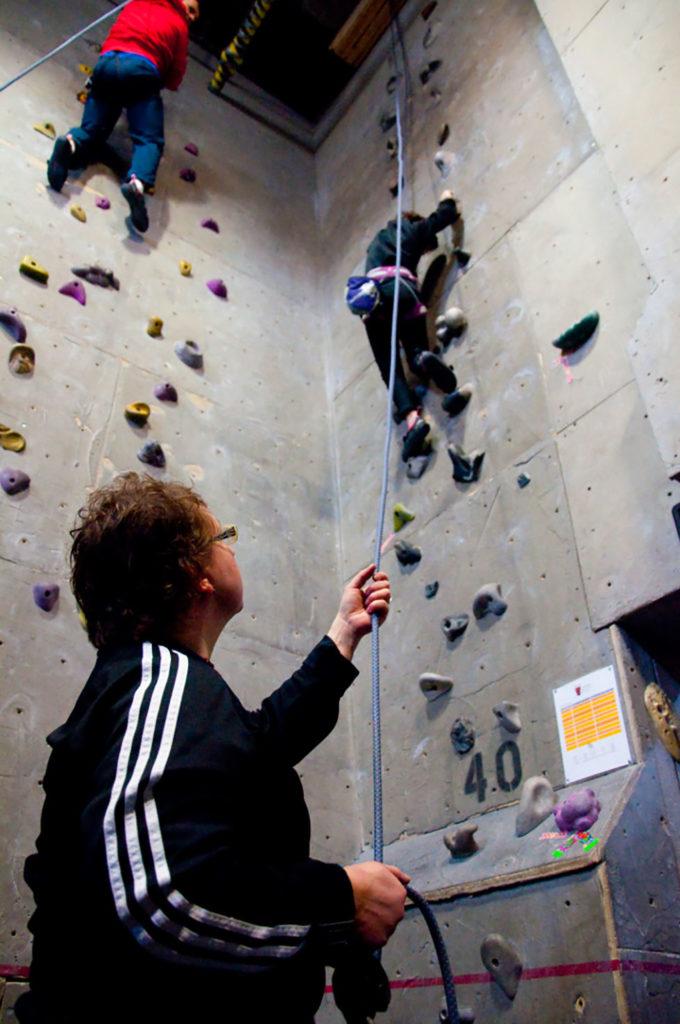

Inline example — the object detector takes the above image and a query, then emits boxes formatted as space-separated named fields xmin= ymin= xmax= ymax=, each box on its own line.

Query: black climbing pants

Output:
xmin=364 ymin=310 xmax=429 ymax=421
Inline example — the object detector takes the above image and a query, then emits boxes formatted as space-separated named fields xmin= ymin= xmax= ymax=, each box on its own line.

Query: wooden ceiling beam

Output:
xmin=330 ymin=0 xmax=408 ymax=67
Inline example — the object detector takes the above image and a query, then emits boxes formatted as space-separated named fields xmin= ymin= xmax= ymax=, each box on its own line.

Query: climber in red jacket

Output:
xmin=47 ymin=0 xmax=199 ymax=233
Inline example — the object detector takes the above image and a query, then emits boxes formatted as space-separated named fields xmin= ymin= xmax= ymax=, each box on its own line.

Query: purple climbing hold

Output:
xmin=0 ymin=307 xmax=28 ymax=344
xmin=554 ymin=788 xmax=601 ymax=832
xmin=207 ymin=278 xmax=228 ymax=299
xmin=179 ymin=167 xmax=197 ymax=183
xmin=153 ymin=382 xmax=178 ymax=402
xmin=185 ymin=142 xmax=199 ymax=156
xmin=33 ymin=582 xmax=59 ymax=612
xmin=175 ymin=340 xmax=203 ymax=370
xmin=201 ymin=218 xmax=220 ymax=233
xmin=137 ymin=440 xmax=165 ymax=468
xmin=0 ymin=467 xmax=30 ymax=495
xmin=95 ymin=196 xmax=111 ymax=210
xmin=58 ymin=280 xmax=86 ymax=306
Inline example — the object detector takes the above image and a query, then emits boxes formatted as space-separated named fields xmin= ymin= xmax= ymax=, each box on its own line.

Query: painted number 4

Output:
xmin=464 ymin=741 xmax=522 ymax=803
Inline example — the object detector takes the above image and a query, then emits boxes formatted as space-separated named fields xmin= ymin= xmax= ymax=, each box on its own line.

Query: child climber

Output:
xmin=47 ymin=0 xmax=199 ymax=232
xmin=347 ymin=189 xmax=470 ymax=462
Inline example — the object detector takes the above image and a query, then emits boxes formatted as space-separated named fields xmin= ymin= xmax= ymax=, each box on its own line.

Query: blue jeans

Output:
xmin=69 ymin=52 xmax=164 ymax=187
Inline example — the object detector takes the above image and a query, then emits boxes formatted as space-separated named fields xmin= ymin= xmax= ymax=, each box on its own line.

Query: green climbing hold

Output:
xmin=20 ymin=256 xmax=49 ymax=284
xmin=552 ymin=311 xmax=599 ymax=353
xmin=393 ymin=502 xmax=415 ymax=532
xmin=124 ymin=402 xmax=151 ymax=427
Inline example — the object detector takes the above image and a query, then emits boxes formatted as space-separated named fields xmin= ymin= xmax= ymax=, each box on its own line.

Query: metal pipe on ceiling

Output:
xmin=208 ymin=0 xmax=277 ymax=94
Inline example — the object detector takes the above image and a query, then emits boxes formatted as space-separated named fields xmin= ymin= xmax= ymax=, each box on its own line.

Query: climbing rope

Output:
xmin=0 ymin=1 xmax=133 ymax=95
xmin=368 ymin=10 xmax=460 ymax=1023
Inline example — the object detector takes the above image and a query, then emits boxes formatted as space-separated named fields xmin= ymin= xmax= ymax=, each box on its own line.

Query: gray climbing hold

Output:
xmin=447 ymin=444 xmax=484 ymax=483
xmin=444 ymin=822 xmax=479 ymax=857
xmin=472 ymin=584 xmax=507 ymax=619
xmin=179 ymin=167 xmax=196 ymax=182
xmin=0 ymin=468 xmax=30 ymax=495
xmin=419 ymin=59 xmax=442 ymax=85
xmin=379 ymin=112 xmax=396 ymax=133
xmin=419 ymin=673 xmax=453 ymax=702
xmin=9 ymin=344 xmax=35 ymax=375
xmin=153 ymin=382 xmax=178 ymax=402
xmin=386 ymin=137 xmax=396 ymax=159
xmin=72 ymin=265 xmax=119 ymax=289
xmin=175 ymin=340 xmax=203 ymax=370
xmin=58 ymin=280 xmax=86 ymax=306
xmin=0 ymin=308 xmax=28 ymax=344
xmin=515 ymin=776 xmax=557 ymax=837
xmin=33 ymin=582 xmax=59 ymax=612
xmin=517 ymin=472 xmax=531 ymax=489
xmin=440 ymin=1000 xmax=475 ymax=1023
xmin=450 ymin=717 xmax=475 ymax=754
xmin=437 ymin=307 xmax=467 ymax=337
xmin=493 ymin=700 xmax=521 ymax=733
xmin=184 ymin=142 xmax=199 ymax=156
xmin=201 ymin=218 xmax=220 ymax=233
xmin=395 ymin=539 xmax=421 ymax=566
xmin=441 ymin=613 xmax=469 ymax=642
xmin=207 ymin=278 xmax=227 ymax=299
xmin=137 ymin=440 xmax=165 ymax=469
xmin=437 ymin=123 xmax=449 ymax=146
xmin=434 ymin=150 xmax=454 ymax=176
xmin=425 ymin=581 xmax=439 ymax=599
xmin=406 ymin=454 xmax=430 ymax=480
xmin=480 ymin=934 xmax=523 ymax=999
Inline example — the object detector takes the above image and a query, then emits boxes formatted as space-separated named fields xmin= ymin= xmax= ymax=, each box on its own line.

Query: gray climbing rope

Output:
xmin=0 ymin=1 xmax=133 ymax=95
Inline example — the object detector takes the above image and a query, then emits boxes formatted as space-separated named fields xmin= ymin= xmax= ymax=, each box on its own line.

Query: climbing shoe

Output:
xmin=47 ymin=135 xmax=73 ymax=192
xmin=442 ymin=384 xmax=473 ymax=417
xmin=401 ymin=416 xmax=430 ymax=462
xmin=415 ymin=350 xmax=458 ymax=392
xmin=121 ymin=179 xmax=149 ymax=233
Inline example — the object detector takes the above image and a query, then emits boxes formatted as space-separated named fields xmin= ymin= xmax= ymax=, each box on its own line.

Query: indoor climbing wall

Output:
xmin=315 ymin=0 xmax=680 ymax=1019
xmin=0 ymin=0 xmax=361 ymax=1007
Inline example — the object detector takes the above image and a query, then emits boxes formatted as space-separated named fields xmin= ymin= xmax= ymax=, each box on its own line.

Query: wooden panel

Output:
xmin=330 ymin=0 xmax=408 ymax=66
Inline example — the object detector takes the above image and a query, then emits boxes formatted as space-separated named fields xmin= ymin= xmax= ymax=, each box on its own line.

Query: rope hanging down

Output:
xmin=208 ymin=0 xmax=276 ymax=94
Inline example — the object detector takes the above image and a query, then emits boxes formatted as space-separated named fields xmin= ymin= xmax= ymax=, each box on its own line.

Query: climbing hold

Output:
xmin=0 ymin=468 xmax=30 ymax=495
xmin=95 ymin=196 xmax=111 ymax=210
xmin=184 ymin=142 xmax=199 ymax=156
xmin=19 ymin=257 xmax=49 ymax=284
xmin=416 ymin=350 xmax=458 ymax=392
xmin=434 ymin=150 xmax=455 ymax=176
xmin=423 ymin=20 xmax=441 ymax=49
xmin=554 ymin=788 xmax=601 ymax=832
xmin=552 ymin=311 xmax=599 ymax=353
xmin=33 ymin=582 xmax=60 ymax=612
xmin=447 ymin=444 xmax=485 ymax=483
xmin=0 ymin=308 xmax=28 ymax=344
xmin=393 ymin=502 xmax=415 ymax=532
xmin=386 ymin=137 xmax=397 ymax=159
xmin=147 ymin=317 xmax=163 ymax=338
xmin=379 ymin=112 xmax=396 ymax=133
xmin=77 ymin=606 xmax=88 ymax=631
xmin=517 ymin=472 xmax=531 ymax=489
xmin=394 ymin=539 xmax=422 ymax=566
xmin=419 ymin=673 xmax=453 ymax=702
xmin=406 ymin=454 xmax=430 ymax=480
xmin=440 ymin=1001 xmax=475 ymax=1023
xmin=425 ymin=581 xmax=439 ymax=599
xmin=454 ymin=247 xmax=471 ymax=267
xmin=175 ymin=340 xmax=203 ymax=370
xmin=389 ymin=174 xmax=404 ymax=198
xmin=179 ymin=167 xmax=196 ymax=183
xmin=386 ymin=74 xmax=398 ymax=94
xmin=493 ymin=700 xmax=521 ymax=733
xmin=70 ymin=205 xmax=87 ymax=223
xmin=33 ymin=122 xmax=56 ymax=140
xmin=201 ymin=218 xmax=220 ymax=233
xmin=419 ymin=60 xmax=442 ymax=85
xmin=450 ymin=717 xmax=475 ymax=754
xmin=72 ymin=265 xmax=119 ymax=289
xmin=0 ymin=425 xmax=26 ymax=453
xmin=437 ymin=123 xmax=449 ymax=146
xmin=137 ymin=440 xmax=165 ymax=469
xmin=643 ymin=682 xmax=680 ymax=761
xmin=124 ymin=402 xmax=151 ymax=427
xmin=441 ymin=385 xmax=473 ymax=418
xmin=207 ymin=278 xmax=228 ymax=299
xmin=421 ymin=1 xmax=437 ymax=19
xmin=480 ymin=934 xmax=523 ymax=999
xmin=58 ymin=280 xmax=86 ymax=306
xmin=153 ymin=382 xmax=178 ymax=402
xmin=472 ymin=584 xmax=507 ymax=620
xmin=179 ymin=260 xmax=192 ymax=277
xmin=444 ymin=822 xmax=479 ymax=857
xmin=515 ymin=776 xmax=557 ymax=837
xmin=439 ymin=307 xmax=468 ymax=336
xmin=78 ymin=63 xmax=93 ymax=75
xmin=9 ymin=344 xmax=35 ymax=375
xmin=441 ymin=613 xmax=469 ymax=642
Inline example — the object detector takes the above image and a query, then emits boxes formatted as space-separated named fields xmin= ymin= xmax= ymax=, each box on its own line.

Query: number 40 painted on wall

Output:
xmin=464 ymin=740 xmax=522 ymax=803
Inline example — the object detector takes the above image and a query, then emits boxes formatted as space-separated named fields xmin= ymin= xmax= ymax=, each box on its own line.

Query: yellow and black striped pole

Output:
xmin=209 ymin=0 xmax=276 ymax=94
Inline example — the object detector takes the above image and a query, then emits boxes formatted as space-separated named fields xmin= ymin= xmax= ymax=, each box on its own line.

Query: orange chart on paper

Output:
xmin=561 ymin=690 xmax=622 ymax=752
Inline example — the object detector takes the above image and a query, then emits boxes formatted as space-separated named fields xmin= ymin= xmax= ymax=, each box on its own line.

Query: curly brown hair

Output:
xmin=71 ymin=473 xmax=214 ymax=649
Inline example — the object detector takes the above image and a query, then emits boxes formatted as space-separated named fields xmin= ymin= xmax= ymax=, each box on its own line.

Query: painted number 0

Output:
xmin=464 ymin=741 xmax=522 ymax=803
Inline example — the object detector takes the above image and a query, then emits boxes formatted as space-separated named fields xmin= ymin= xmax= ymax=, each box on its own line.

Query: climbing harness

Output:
xmin=0 ymin=1 xmax=133 ymax=95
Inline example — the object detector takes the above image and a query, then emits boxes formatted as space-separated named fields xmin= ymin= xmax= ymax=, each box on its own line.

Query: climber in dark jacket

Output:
xmin=362 ymin=189 xmax=471 ymax=462
xmin=16 ymin=473 xmax=407 ymax=1024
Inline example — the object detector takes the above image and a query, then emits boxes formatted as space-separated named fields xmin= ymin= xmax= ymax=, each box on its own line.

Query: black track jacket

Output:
xmin=20 ymin=636 xmax=359 ymax=1024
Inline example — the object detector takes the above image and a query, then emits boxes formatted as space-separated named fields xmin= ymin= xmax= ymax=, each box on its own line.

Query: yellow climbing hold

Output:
xmin=124 ymin=402 xmax=151 ymax=427
xmin=70 ymin=205 xmax=87 ymax=223
xmin=0 ymin=424 xmax=27 ymax=453
xmin=393 ymin=502 xmax=416 ymax=532
xmin=78 ymin=63 xmax=93 ymax=75
xmin=76 ymin=89 xmax=89 ymax=105
xmin=147 ymin=317 xmax=163 ymax=338
xmin=20 ymin=256 xmax=49 ymax=284
xmin=33 ymin=122 xmax=56 ymax=140
xmin=78 ymin=606 xmax=88 ymax=631
xmin=179 ymin=260 xmax=192 ymax=277
xmin=9 ymin=344 xmax=36 ymax=375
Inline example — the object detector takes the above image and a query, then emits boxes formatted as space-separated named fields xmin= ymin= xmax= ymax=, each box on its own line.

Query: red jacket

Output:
xmin=101 ymin=0 xmax=189 ymax=91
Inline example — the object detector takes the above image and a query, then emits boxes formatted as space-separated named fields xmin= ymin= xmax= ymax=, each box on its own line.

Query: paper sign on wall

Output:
xmin=553 ymin=665 xmax=632 ymax=784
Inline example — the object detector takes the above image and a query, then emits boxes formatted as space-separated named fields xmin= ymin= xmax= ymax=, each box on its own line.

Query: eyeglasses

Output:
xmin=213 ymin=524 xmax=238 ymax=545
